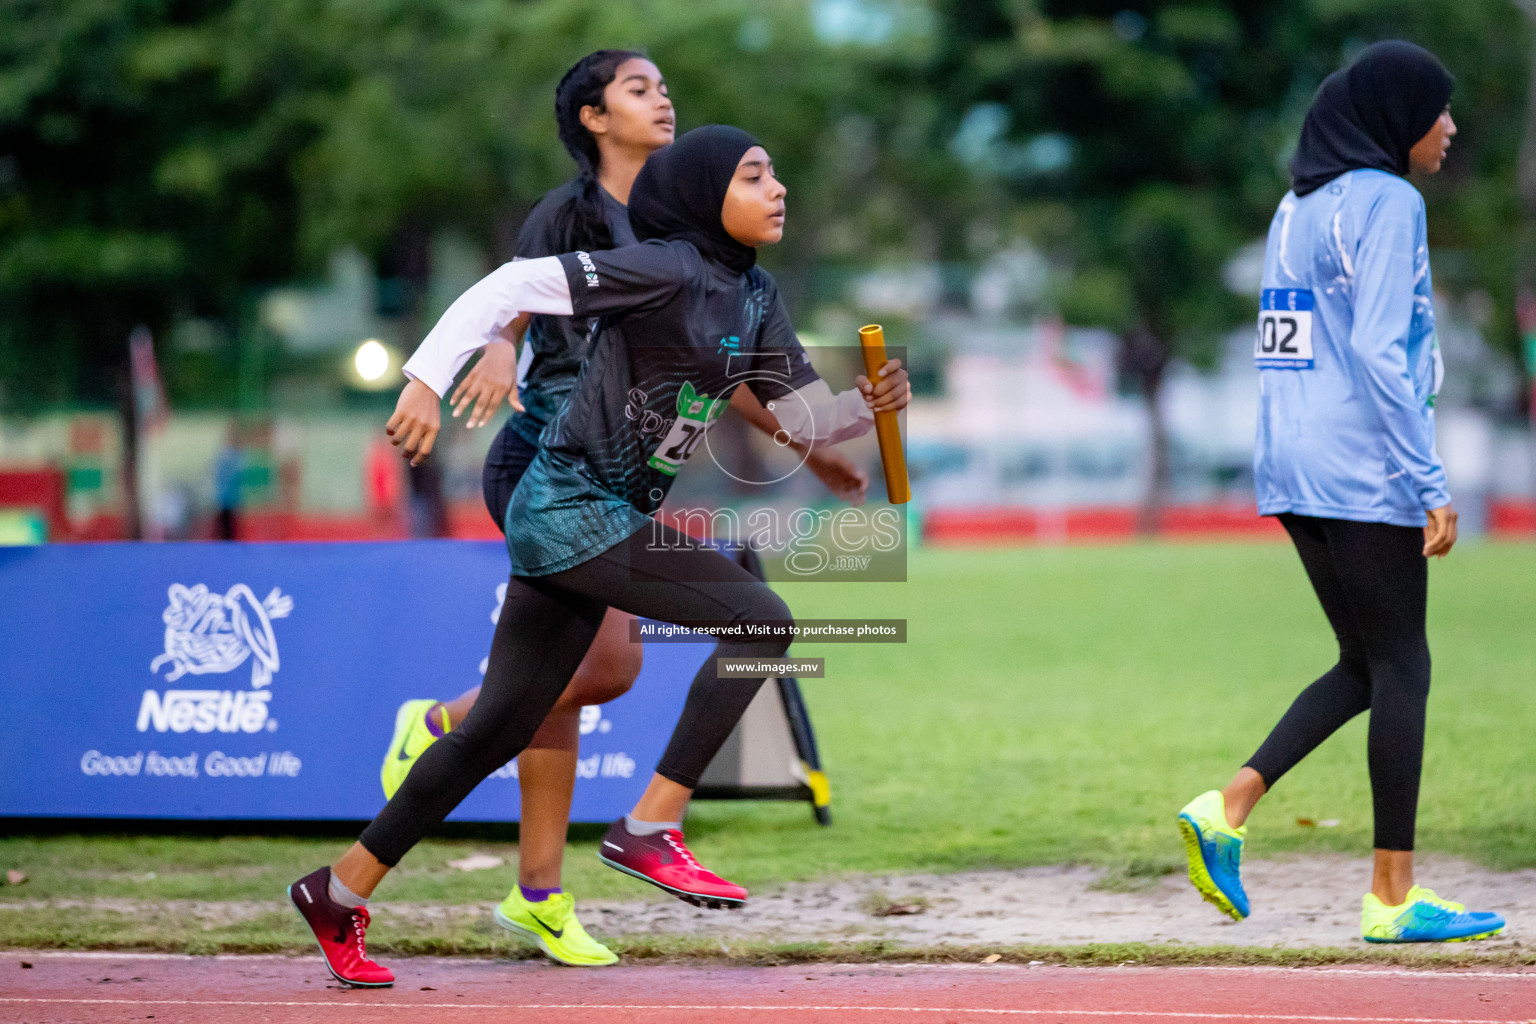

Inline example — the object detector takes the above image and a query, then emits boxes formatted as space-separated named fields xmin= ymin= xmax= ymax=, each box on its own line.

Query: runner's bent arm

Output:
xmin=403 ymin=258 xmax=576 ymax=398
xmin=726 ymin=386 xmax=870 ymax=504
xmin=767 ymin=379 xmax=877 ymax=446
xmin=390 ymin=245 xmax=689 ymax=463
xmin=449 ymin=317 xmax=529 ymax=428
xmin=744 ymin=293 xmax=906 ymax=447
xmin=403 ymin=241 xmax=689 ymax=401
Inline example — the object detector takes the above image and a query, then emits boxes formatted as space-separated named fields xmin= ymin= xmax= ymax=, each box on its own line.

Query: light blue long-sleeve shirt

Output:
xmin=1254 ymin=168 xmax=1448 ymax=527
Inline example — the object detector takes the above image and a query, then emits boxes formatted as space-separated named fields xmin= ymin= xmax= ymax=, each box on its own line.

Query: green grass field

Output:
xmin=3 ymin=539 xmax=1533 ymax=955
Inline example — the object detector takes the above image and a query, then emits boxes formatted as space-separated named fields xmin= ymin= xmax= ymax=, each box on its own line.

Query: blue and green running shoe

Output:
xmin=1361 ymin=886 xmax=1504 ymax=943
xmin=1177 ymin=790 xmax=1250 ymax=921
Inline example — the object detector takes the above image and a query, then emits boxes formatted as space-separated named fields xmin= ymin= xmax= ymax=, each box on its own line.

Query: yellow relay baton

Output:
xmin=857 ymin=324 xmax=911 ymax=505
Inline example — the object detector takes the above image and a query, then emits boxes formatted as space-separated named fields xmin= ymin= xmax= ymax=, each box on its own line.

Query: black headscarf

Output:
xmin=628 ymin=125 xmax=761 ymax=274
xmin=1290 ymin=41 xmax=1453 ymax=197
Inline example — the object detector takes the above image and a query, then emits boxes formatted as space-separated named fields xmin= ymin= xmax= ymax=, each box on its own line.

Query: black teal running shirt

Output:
xmin=401 ymin=240 xmax=875 ymax=576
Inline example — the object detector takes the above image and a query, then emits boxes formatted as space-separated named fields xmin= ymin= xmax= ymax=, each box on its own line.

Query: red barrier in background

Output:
xmin=923 ymin=501 xmax=1536 ymax=545
xmin=922 ymin=504 xmax=1281 ymax=545
xmin=21 ymin=498 xmax=1536 ymax=545
xmin=0 ymin=468 xmax=67 ymax=539
xmin=1491 ymin=500 xmax=1536 ymax=535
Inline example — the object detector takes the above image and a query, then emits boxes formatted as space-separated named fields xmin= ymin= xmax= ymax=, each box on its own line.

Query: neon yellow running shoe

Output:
xmin=1177 ymin=790 xmax=1250 ymax=920
xmin=494 ymin=888 xmax=619 ymax=966
xmin=1361 ymin=885 xmax=1505 ymax=943
xmin=380 ymin=699 xmax=447 ymax=800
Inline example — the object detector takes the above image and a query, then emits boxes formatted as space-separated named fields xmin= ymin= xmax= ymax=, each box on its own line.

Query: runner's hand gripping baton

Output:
xmin=858 ymin=324 xmax=911 ymax=505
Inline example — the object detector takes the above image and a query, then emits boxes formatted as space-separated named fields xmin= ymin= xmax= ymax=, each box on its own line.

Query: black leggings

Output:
xmin=1246 ymin=513 xmax=1430 ymax=851
xmin=360 ymin=523 xmax=792 ymax=866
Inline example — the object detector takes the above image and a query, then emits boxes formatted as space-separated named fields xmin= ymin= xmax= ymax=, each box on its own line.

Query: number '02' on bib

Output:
xmin=1256 ymin=289 xmax=1315 ymax=369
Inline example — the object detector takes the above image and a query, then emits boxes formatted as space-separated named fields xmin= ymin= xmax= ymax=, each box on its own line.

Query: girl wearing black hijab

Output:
xmin=287 ymin=126 xmax=911 ymax=985
xmin=379 ymin=51 xmax=868 ymax=970
xmin=1177 ymin=42 xmax=1504 ymax=944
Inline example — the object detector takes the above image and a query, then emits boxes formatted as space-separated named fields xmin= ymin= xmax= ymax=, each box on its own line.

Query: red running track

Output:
xmin=2 ymin=952 xmax=1533 ymax=1024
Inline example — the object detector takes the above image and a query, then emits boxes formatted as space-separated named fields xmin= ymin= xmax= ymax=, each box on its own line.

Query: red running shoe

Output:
xmin=288 ymin=866 xmax=395 ymax=987
xmin=597 ymin=818 xmax=747 ymax=909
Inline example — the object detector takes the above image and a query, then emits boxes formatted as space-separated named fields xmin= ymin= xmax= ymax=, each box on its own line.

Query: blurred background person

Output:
xmin=212 ymin=425 xmax=244 ymax=541
xmin=406 ymin=460 xmax=448 ymax=539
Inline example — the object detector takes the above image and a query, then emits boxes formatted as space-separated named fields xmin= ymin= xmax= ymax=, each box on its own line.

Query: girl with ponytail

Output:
xmin=553 ymin=48 xmax=649 ymax=253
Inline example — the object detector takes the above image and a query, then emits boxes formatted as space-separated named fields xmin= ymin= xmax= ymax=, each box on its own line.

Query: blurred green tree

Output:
xmin=2 ymin=0 xmax=1531 ymax=537
xmin=0 ymin=0 xmax=315 ymax=532
xmin=0 ymin=0 xmax=935 ymax=408
xmin=225 ymin=0 xmax=941 ymax=332
xmin=929 ymin=0 xmax=1530 ymax=527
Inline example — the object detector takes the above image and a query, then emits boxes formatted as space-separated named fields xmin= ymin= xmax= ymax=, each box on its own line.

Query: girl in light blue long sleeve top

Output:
xmin=1255 ymin=168 xmax=1449 ymax=525
xmin=1177 ymin=41 xmax=1504 ymax=946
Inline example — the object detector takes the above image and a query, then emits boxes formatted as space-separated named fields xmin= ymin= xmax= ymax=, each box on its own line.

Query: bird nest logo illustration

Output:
xmin=150 ymin=583 xmax=294 ymax=688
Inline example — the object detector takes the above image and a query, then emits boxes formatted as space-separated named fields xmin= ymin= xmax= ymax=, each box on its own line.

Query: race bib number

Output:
xmin=1256 ymin=289 xmax=1315 ymax=369
xmin=647 ymin=381 xmax=728 ymax=477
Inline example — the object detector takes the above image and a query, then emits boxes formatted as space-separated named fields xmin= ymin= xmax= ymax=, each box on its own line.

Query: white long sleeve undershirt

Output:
xmin=399 ymin=253 xmax=877 ymax=448
xmin=401 ymin=257 xmax=573 ymax=397
xmin=765 ymin=378 xmax=875 ymax=447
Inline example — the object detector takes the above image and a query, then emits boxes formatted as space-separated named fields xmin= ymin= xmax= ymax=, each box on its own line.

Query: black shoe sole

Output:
xmin=598 ymin=855 xmax=745 ymax=910
xmin=286 ymin=883 xmax=394 ymax=988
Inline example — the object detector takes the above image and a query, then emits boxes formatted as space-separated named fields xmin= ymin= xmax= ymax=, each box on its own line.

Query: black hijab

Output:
xmin=628 ymin=125 xmax=761 ymax=274
xmin=1290 ymin=41 xmax=1453 ymax=197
